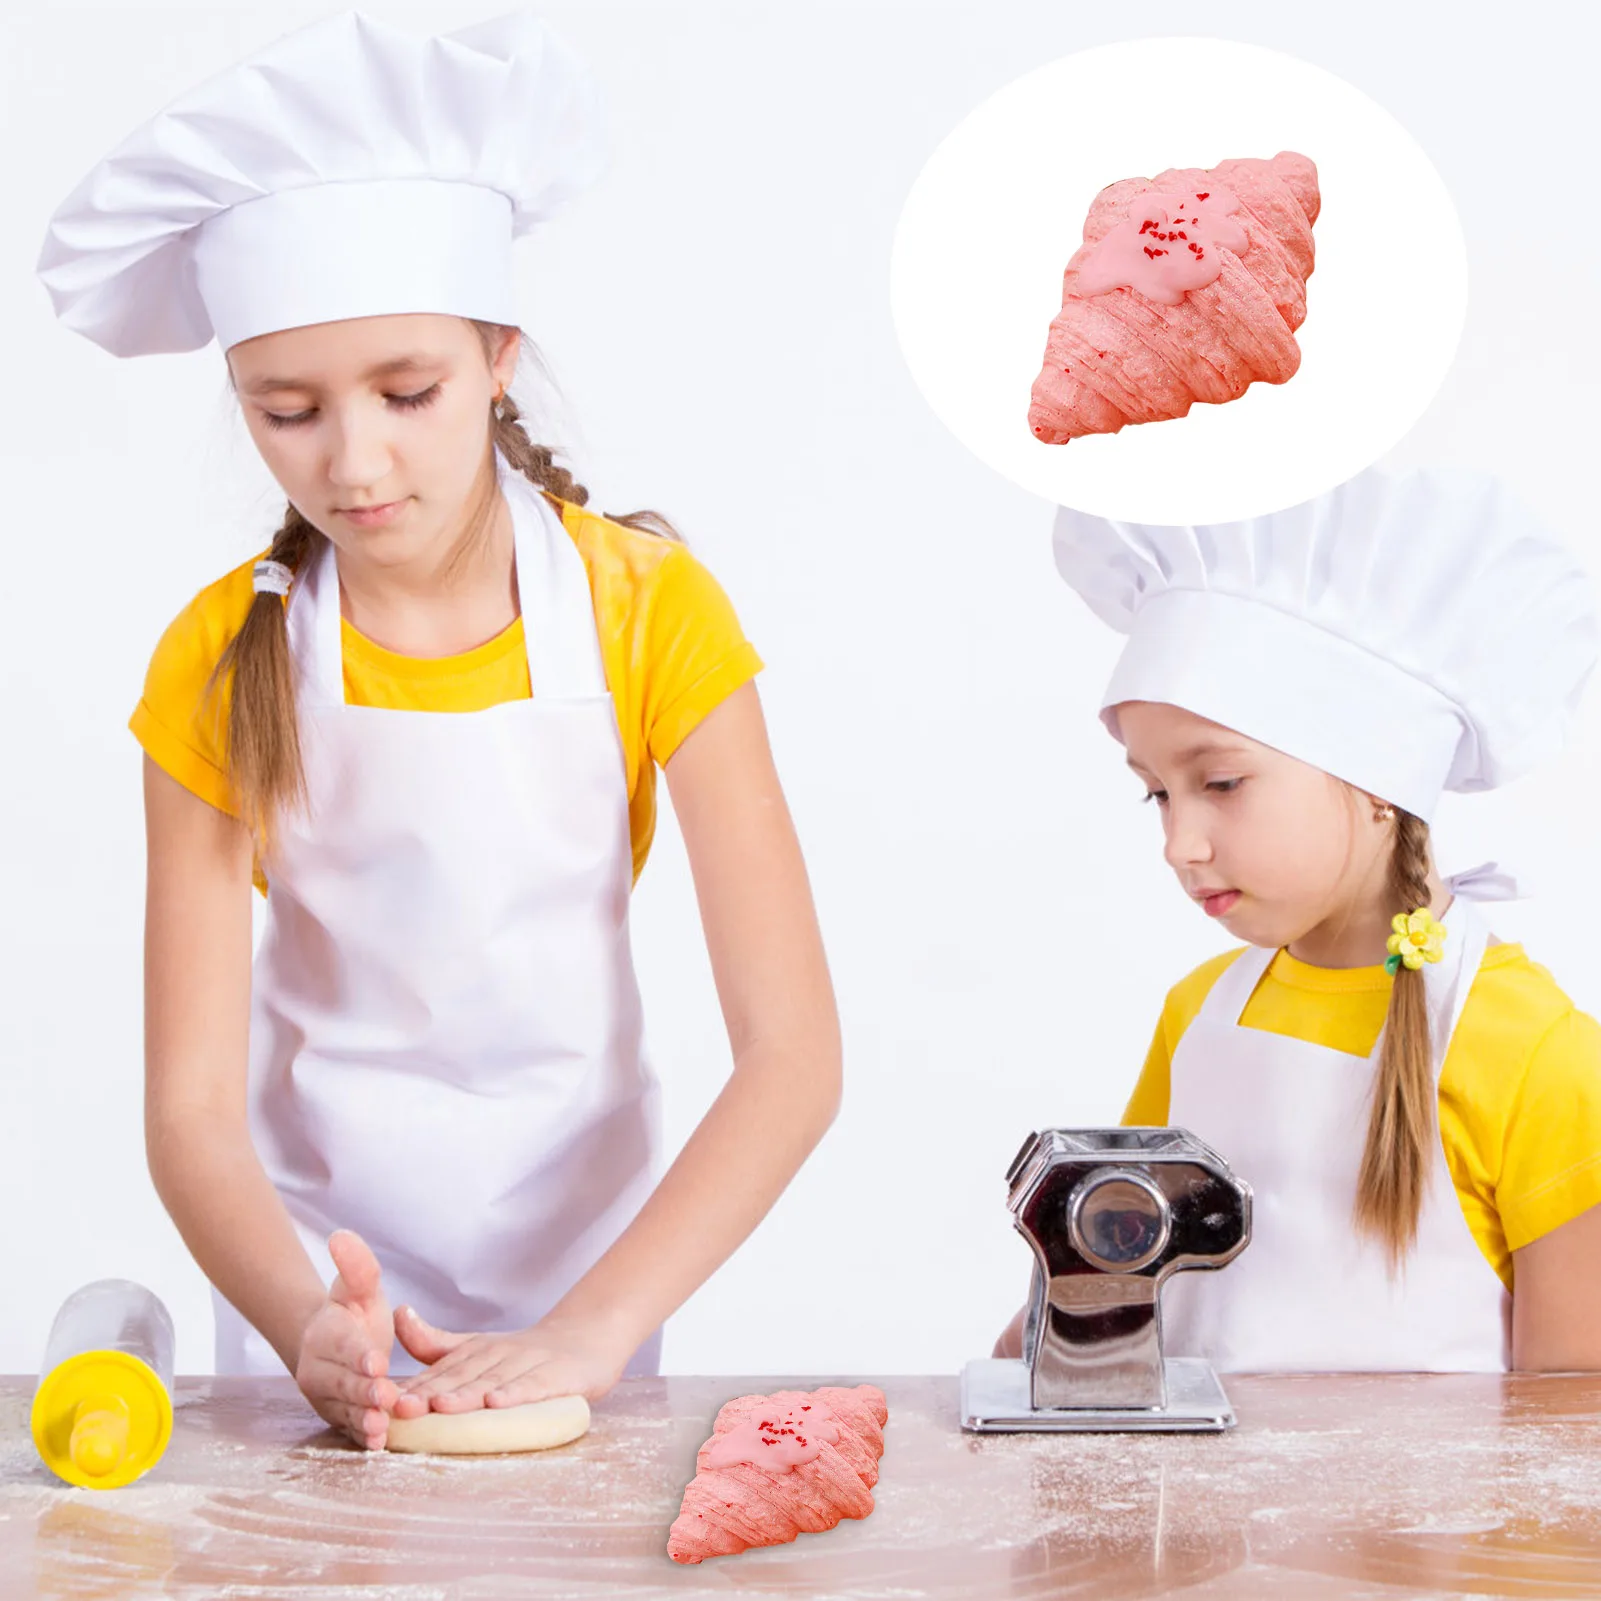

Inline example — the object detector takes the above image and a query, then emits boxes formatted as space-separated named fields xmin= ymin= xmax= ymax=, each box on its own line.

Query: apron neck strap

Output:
xmin=499 ymin=454 xmax=608 ymax=701
xmin=1198 ymin=942 xmax=1275 ymax=1025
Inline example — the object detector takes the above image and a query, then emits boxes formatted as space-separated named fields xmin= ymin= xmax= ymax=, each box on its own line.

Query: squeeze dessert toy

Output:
xmin=1028 ymin=151 xmax=1319 ymax=442
xmin=667 ymin=1384 xmax=889 ymax=1563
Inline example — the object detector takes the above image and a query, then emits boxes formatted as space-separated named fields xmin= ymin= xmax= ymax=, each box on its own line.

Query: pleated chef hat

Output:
xmin=37 ymin=10 xmax=603 ymax=356
xmin=1053 ymin=468 xmax=1598 ymax=822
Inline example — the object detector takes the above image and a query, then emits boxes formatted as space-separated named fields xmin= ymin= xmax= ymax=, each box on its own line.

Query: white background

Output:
xmin=1 ymin=0 xmax=1597 ymax=1379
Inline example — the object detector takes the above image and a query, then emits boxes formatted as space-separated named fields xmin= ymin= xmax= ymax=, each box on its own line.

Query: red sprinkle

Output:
xmin=1196 ymin=192 xmax=1209 ymax=200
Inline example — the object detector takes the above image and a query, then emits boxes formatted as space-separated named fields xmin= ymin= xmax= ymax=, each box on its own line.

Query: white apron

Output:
xmin=215 ymin=457 xmax=663 ymax=1378
xmin=1162 ymin=894 xmax=1510 ymax=1372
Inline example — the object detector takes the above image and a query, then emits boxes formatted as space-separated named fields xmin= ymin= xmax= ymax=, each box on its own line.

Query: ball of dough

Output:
xmin=384 ymin=1394 xmax=590 ymax=1455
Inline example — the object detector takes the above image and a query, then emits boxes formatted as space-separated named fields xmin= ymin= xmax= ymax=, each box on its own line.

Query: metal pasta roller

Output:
xmin=961 ymin=1128 xmax=1251 ymax=1433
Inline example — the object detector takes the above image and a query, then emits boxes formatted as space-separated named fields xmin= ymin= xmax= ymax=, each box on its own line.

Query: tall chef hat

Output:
xmin=37 ymin=9 xmax=603 ymax=356
xmin=1053 ymin=468 xmax=1598 ymax=822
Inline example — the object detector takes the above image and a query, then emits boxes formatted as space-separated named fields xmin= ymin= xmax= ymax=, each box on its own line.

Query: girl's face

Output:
xmin=1116 ymin=700 xmax=1391 ymax=950
xmin=226 ymin=313 xmax=519 ymax=568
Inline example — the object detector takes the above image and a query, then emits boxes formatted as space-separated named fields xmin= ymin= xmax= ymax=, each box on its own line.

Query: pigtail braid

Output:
xmin=203 ymin=504 xmax=320 ymax=853
xmin=1353 ymin=808 xmax=1436 ymax=1269
xmin=476 ymin=323 xmax=681 ymax=543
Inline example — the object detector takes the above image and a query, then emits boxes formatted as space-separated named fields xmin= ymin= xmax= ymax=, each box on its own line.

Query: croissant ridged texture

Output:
xmin=1028 ymin=151 xmax=1320 ymax=443
xmin=666 ymin=1384 xmax=889 ymax=1564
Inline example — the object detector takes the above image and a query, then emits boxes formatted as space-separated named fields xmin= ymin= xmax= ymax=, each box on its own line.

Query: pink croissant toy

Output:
xmin=1028 ymin=150 xmax=1320 ymax=442
xmin=667 ymin=1384 xmax=889 ymax=1564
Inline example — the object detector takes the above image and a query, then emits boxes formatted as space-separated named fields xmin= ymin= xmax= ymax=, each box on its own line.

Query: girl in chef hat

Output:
xmin=38 ymin=12 xmax=841 ymax=1449
xmin=997 ymin=468 xmax=1601 ymax=1372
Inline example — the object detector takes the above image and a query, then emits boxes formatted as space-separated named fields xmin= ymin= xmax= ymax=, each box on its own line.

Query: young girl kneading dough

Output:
xmin=997 ymin=469 xmax=1601 ymax=1372
xmin=39 ymin=12 xmax=841 ymax=1448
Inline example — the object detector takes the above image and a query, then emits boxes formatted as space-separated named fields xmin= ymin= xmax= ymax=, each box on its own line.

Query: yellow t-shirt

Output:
xmin=130 ymin=499 xmax=763 ymax=893
xmin=1125 ymin=943 xmax=1601 ymax=1290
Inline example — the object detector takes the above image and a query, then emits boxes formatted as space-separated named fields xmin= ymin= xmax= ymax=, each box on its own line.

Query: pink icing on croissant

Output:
xmin=1028 ymin=150 xmax=1319 ymax=443
xmin=1075 ymin=188 xmax=1248 ymax=304
xmin=703 ymin=1397 xmax=842 ymax=1471
xmin=667 ymin=1384 xmax=889 ymax=1565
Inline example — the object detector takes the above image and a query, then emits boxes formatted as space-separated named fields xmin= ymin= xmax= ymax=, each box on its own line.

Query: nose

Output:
xmin=324 ymin=403 xmax=393 ymax=495
xmin=1161 ymin=800 xmax=1212 ymax=874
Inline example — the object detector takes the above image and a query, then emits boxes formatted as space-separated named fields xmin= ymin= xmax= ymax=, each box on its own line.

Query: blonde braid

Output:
xmin=203 ymin=504 xmax=321 ymax=852
xmin=474 ymin=324 xmax=681 ymax=542
xmin=491 ymin=393 xmax=592 ymax=506
xmin=1354 ymin=808 xmax=1436 ymax=1269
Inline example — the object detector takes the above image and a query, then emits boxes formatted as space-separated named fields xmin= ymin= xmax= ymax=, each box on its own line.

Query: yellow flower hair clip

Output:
xmin=1385 ymin=908 xmax=1447 ymax=976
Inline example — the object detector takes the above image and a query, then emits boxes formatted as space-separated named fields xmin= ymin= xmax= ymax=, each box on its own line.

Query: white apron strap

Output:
xmin=282 ymin=533 xmax=343 ymax=708
xmin=1196 ymin=942 xmax=1275 ymax=1027
xmin=1422 ymin=895 xmax=1492 ymax=1078
xmin=499 ymin=455 xmax=609 ymax=700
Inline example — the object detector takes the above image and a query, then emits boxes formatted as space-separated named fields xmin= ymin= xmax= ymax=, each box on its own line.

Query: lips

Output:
xmin=1196 ymin=889 xmax=1241 ymax=918
xmin=336 ymin=498 xmax=408 ymax=527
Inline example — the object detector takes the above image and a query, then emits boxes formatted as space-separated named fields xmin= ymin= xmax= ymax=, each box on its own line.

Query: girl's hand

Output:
xmin=389 ymin=1305 xmax=635 ymax=1415
xmin=295 ymin=1230 xmax=399 ymax=1450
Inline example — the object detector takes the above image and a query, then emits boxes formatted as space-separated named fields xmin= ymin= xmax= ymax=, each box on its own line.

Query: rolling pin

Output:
xmin=31 ymin=1279 xmax=176 ymax=1489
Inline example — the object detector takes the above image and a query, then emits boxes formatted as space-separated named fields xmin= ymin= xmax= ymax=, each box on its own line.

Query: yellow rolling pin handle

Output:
xmin=70 ymin=1394 xmax=132 ymax=1479
xmin=31 ymin=1350 xmax=174 ymax=1490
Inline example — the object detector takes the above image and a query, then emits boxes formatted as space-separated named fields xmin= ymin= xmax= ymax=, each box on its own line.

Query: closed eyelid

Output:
xmin=240 ymin=355 xmax=448 ymax=397
xmin=258 ymin=382 xmax=441 ymax=424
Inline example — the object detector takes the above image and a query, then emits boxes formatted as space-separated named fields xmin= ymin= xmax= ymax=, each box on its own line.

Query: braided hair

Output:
xmin=1353 ymin=808 xmax=1436 ymax=1269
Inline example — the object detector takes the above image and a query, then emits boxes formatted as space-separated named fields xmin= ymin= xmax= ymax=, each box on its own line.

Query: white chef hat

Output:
xmin=1053 ymin=468 xmax=1598 ymax=821
xmin=37 ymin=9 xmax=603 ymax=356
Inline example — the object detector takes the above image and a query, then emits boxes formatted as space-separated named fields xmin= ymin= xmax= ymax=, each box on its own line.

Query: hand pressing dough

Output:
xmin=384 ymin=1394 xmax=590 ymax=1455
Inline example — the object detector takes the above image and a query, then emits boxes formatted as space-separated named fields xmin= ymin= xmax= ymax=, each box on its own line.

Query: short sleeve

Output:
xmin=129 ymin=560 xmax=260 ymax=818
xmin=1497 ymin=1007 xmax=1601 ymax=1253
xmin=639 ymin=543 xmax=763 ymax=767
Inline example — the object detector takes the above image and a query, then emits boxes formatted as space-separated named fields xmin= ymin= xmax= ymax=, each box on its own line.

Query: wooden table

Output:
xmin=2 ymin=1372 xmax=1599 ymax=1598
